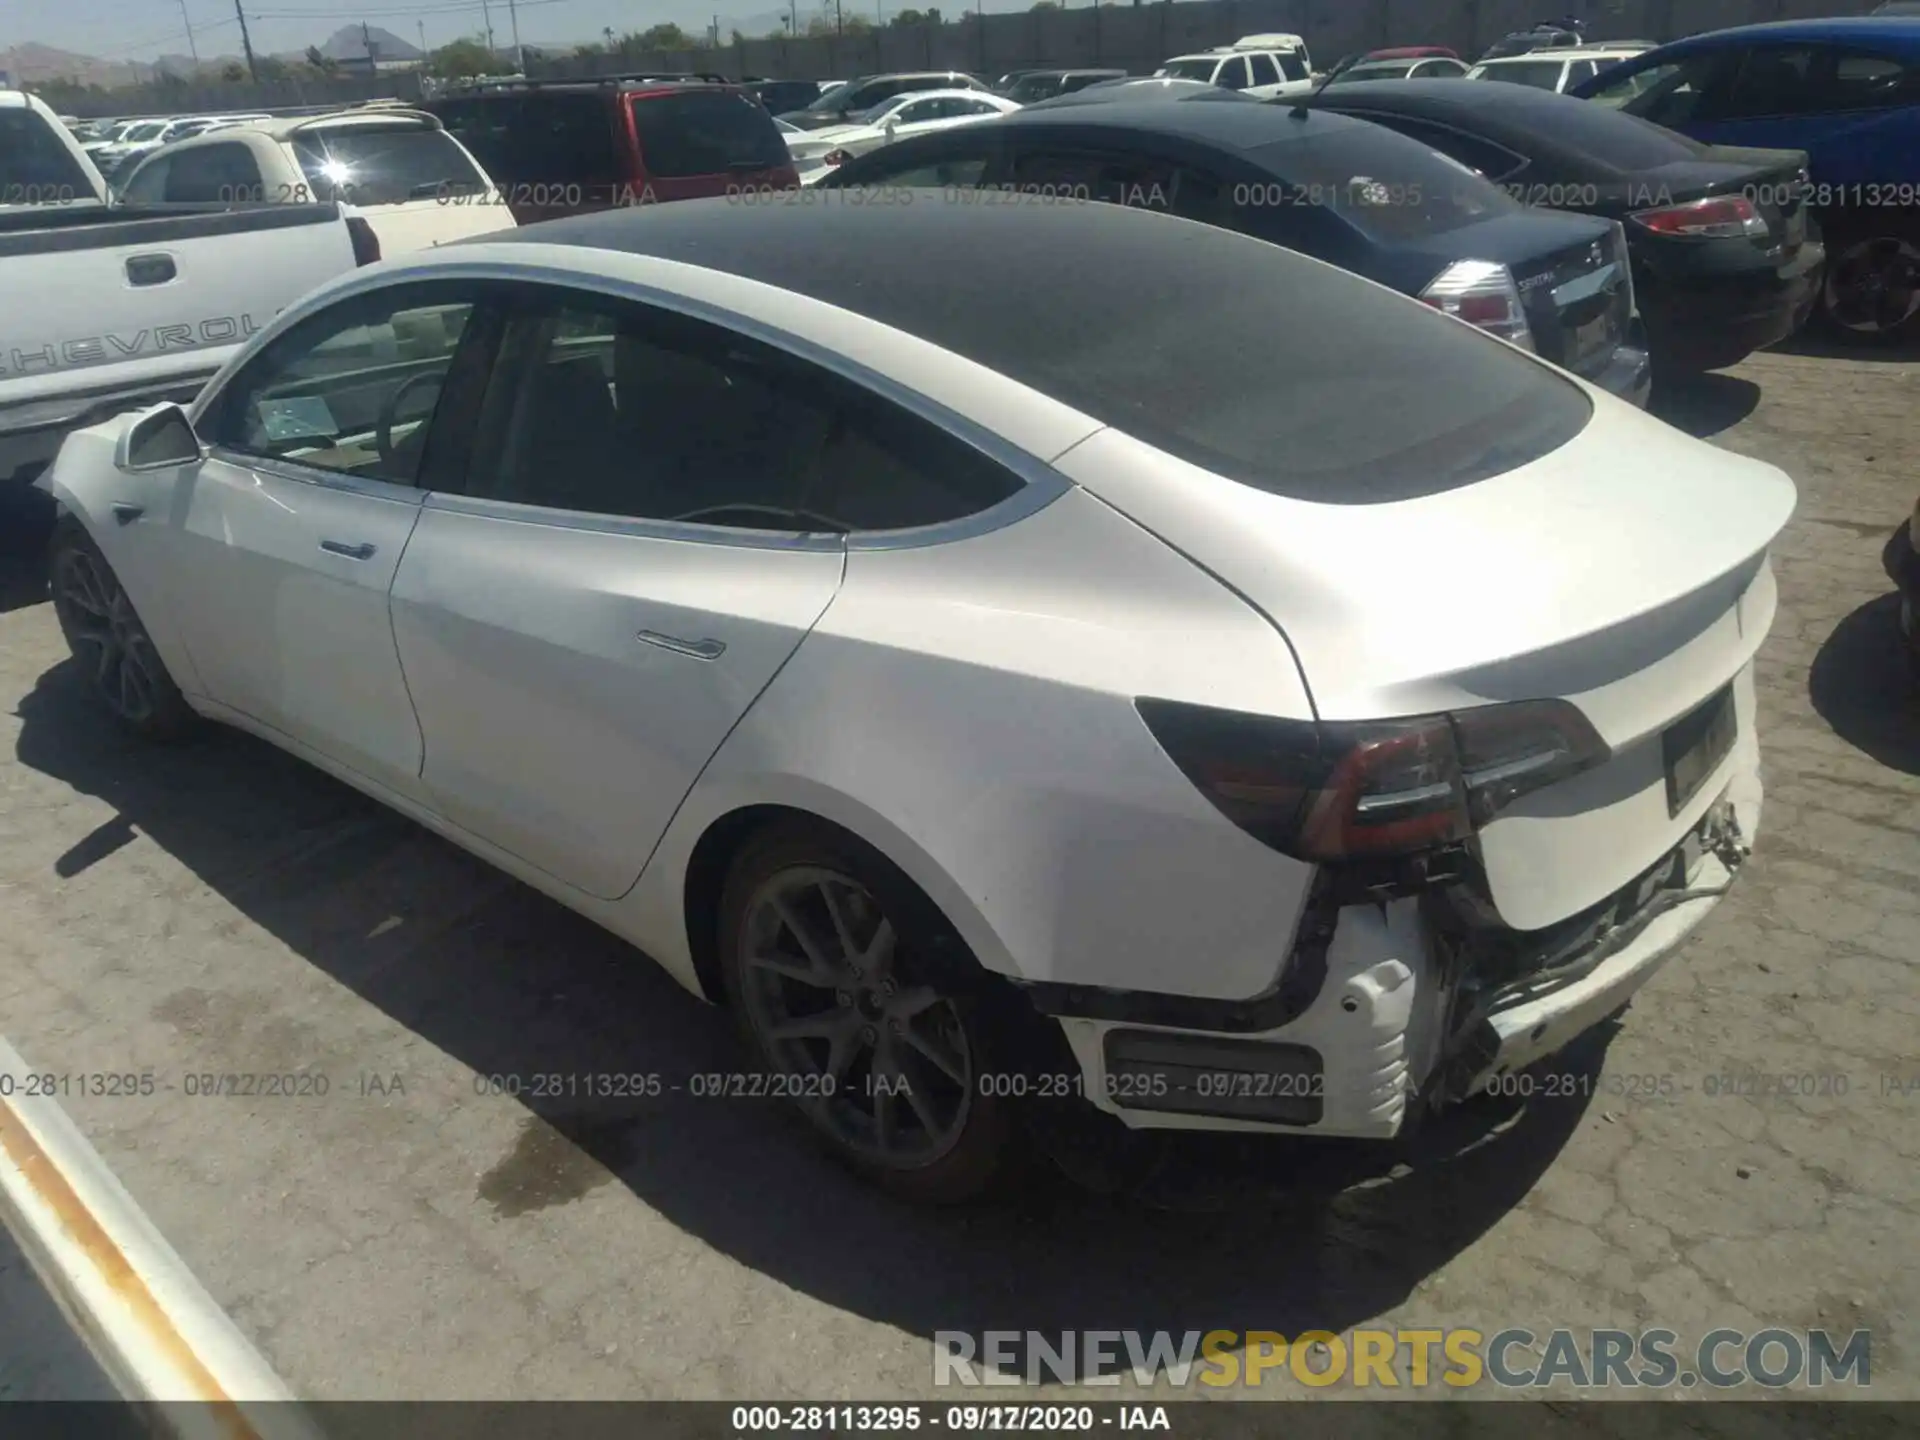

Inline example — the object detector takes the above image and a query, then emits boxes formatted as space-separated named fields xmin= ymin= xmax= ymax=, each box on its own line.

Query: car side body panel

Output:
xmin=627 ymin=483 xmax=1321 ymax=1002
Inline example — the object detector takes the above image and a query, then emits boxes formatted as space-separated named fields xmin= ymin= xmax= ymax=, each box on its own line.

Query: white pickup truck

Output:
xmin=1 ymin=90 xmax=366 ymax=499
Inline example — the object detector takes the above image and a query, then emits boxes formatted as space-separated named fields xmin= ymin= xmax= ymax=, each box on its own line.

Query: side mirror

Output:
xmin=114 ymin=403 xmax=203 ymax=472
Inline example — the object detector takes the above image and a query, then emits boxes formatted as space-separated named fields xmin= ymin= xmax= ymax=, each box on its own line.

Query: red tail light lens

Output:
xmin=1631 ymin=194 xmax=1767 ymax=240
xmin=345 ymin=215 xmax=382 ymax=266
xmin=1136 ymin=697 xmax=1610 ymax=864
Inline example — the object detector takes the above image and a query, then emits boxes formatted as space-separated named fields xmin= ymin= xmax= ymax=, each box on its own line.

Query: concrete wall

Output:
xmin=54 ymin=0 xmax=1864 ymax=115
xmin=535 ymin=0 xmax=1859 ymax=84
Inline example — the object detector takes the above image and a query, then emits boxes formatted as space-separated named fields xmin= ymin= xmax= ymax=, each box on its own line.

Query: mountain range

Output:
xmin=2 ymin=26 xmax=424 ymax=90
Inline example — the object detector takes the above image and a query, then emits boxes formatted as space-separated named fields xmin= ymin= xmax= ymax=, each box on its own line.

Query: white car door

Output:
xmin=387 ymin=286 xmax=847 ymax=901
xmin=895 ymin=97 xmax=1010 ymax=143
xmin=168 ymin=279 xmax=496 ymax=800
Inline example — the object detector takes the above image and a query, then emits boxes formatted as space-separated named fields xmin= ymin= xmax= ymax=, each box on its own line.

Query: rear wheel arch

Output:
xmin=680 ymin=799 xmax=1015 ymax=1008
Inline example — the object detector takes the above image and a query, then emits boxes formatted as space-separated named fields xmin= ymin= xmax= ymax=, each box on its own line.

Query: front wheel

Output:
xmin=48 ymin=519 xmax=197 ymax=740
xmin=1817 ymin=214 xmax=1920 ymax=344
xmin=717 ymin=819 xmax=1016 ymax=1203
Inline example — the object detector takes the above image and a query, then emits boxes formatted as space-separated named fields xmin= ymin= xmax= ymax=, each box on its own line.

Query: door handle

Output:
xmin=110 ymin=503 xmax=145 ymax=525
xmin=319 ymin=539 xmax=377 ymax=561
xmin=636 ymin=630 xmax=726 ymax=661
xmin=125 ymin=254 xmax=177 ymax=287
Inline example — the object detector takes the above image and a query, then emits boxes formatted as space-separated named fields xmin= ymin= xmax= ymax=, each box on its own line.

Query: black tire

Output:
xmin=47 ymin=517 xmax=198 ymax=741
xmin=716 ymin=818 xmax=1019 ymax=1204
xmin=1815 ymin=212 xmax=1920 ymax=346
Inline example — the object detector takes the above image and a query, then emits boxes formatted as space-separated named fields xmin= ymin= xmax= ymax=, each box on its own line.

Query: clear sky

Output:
xmin=6 ymin=0 xmax=1047 ymax=62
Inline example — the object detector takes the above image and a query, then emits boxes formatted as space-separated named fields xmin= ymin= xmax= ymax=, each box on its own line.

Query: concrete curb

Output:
xmin=0 ymin=1035 xmax=325 ymax=1439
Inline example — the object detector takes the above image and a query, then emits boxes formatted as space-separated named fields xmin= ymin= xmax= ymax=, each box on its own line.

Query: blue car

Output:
xmin=1571 ymin=17 xmax=1920 ymax=343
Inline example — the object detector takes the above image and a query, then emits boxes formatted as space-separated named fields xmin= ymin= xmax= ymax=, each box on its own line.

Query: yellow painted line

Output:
xmin=0 ymin=1036 xmax=324 ymax=1440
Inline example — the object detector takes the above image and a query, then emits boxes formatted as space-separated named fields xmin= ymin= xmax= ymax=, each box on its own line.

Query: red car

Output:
xmin=1364 ymin=46 xmax=1459 ymax=61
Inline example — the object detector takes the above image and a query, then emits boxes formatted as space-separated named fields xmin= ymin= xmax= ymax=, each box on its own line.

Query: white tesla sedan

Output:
xmin=39 ymin=197 xmax=1792 ymax=1202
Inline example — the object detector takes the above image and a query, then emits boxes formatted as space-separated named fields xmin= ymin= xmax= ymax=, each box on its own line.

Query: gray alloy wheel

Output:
xmin=736 ymin=864 xmax=976 ymax=1167
xmin=1822 ymin=231 xmax=1920 ymax=340
xmin=49 ymin=521 xmax=196 ymax=739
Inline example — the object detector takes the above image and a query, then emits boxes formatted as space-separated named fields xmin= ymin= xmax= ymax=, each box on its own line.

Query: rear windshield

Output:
xmin=962 ymin=221 xmax=1588 ymax=503
xmin=1158 ymin=59 xmax=1220 ymax=81
xmin=1526 ymin=100 xmax=1707 ymax=170
xmin=429 ymin=93 xmax=619 ymax=186
xmin=1250 ymin=123 xmax=1519 ymax=242
xmin=293 ymin=125 xmax=484 ymax=205
xmin=0 ymin=110 xmax=94 ymax=203
xmin=632 ymin=91 xmax=790 ymax=178
xmin=1479 ymin=60 xmax=1567 ymax=89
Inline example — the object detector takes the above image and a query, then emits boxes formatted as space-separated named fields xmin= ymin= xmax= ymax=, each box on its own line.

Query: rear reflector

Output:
xmin=1631 ymin=194 xmax=1767 ymax=240
xmin=1101 ymin=1030 xmax=1325 ymax=1125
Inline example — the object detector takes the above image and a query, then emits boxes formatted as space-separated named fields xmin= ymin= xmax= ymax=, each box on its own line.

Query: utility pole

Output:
xmin=505 ymin=0 xmax=524 ymax=72
xmin=480 ymin=0 xmax=496 ymax=57
xmin=176 ymin=0 xmax=200 ymax=66
xmin=835 ymin=0 xmax=844 ymax=35
xmin=234 ymin=0 xmax=259 ymax=81
xmin=417 ymin=19 xmax=427 ymax=57
xmin=361 ymin=20 xmax=378 ymax=75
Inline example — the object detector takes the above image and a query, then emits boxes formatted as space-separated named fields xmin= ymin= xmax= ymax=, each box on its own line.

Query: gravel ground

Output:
xmin=0 ymin=337 xmax=1914 ymax=1402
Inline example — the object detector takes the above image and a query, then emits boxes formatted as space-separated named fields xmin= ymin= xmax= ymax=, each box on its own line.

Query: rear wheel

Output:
xmin=717 ymin=819 xmax=1016 ymax=1203
xmin=1817 ymin=213 xmax=1920 ymax=344
xmin=48 ymin=519 xmax=196 ymax=740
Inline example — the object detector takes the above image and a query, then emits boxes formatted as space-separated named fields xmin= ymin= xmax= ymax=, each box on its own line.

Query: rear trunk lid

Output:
xmin=1591 ymin=146 xmax=1813 ymax=255
xmin=1054 ymin=396 xmax=1794 ymax=928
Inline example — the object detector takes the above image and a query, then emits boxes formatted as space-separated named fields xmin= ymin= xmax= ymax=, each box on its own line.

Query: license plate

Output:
xmin=1662 ymin=685 xmax=1737 ymax=818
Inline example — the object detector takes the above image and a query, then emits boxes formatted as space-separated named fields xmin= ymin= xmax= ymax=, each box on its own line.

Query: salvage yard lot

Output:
xmin=0 ymin=340 xmax=1916 ymax=1401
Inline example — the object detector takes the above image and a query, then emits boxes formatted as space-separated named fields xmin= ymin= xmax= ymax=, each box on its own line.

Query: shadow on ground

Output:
xmin=1649 ymin=371 xmax=1762 ymax=440
xmin=0 ymin=488 xmax=54 ymax=616
xmin=1770 ymin=329 xmax=1920 ymax=365
xmin=1809 ymin=591 xmax=1920 ymax=778
xmin=13 ymin=660 xmax=1599 ymax=1373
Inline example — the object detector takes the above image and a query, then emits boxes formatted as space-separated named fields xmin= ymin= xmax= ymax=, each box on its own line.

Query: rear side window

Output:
xmin=1824 ymin=48 xmax=1918 ymax=110
xmin=1482 ymin=61 xmax=1568 ymax=90
xmin=1277 ymin=52 xmax=1311 ymax=81
xmin=0 ymin=110 xmax=93 ymax=202
xmin=1248 ymin=54 xmax=1281 ymax=87
xmin=632 ymin=91 xmax=791 ymax=178
xmin=162 ymin=142 xmax=265 ymax=202
xmin=1248 ymin=125 xmax=1518 ymax=242
xmin=292 ymin=125 xmax=484 ymax=204
xmin=430 ymin=94 xmax=618 ymax=186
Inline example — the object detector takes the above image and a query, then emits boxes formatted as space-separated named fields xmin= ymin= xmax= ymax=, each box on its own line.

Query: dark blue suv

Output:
xmin=1572 ymin=17 xmax=1920 ymax=343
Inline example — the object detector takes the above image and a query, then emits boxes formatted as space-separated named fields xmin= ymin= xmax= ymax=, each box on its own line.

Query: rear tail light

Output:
xmin=345 ymin=215 xmax=382 ymax=266
xmin=1631 ymin=194 xmax=1767 ymax=240
xmin=1418 ymin=260 xmax=1535 ymax=350
xmin=1135 ymin=697 xmax=1610 ymax=864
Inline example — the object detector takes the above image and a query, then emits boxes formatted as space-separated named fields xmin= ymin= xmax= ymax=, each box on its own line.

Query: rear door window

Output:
xmin=632 ymin=90 xmax=790 ymax=178
xmin=291 ymin=124 xmax=485 ymax=204
xmin=0 ymin=109 xmax=95 ymax=203
xmin=1217 ymin=57 xmax=1253 ymax=91
xmin=430 ymin=93 xmax=619 ymax=187
xmin=1248 ymin=54 xmax=1282 ymax=87
xmin=1715 ymin=45 xmax=1823 ymax=119
xmin=162 ymin=142 xmax=266 ymax=202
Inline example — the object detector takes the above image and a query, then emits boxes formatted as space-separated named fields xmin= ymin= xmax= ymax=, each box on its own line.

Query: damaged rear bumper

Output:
xmin=1043 ymin=785 xmax=1755 ymax=1141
